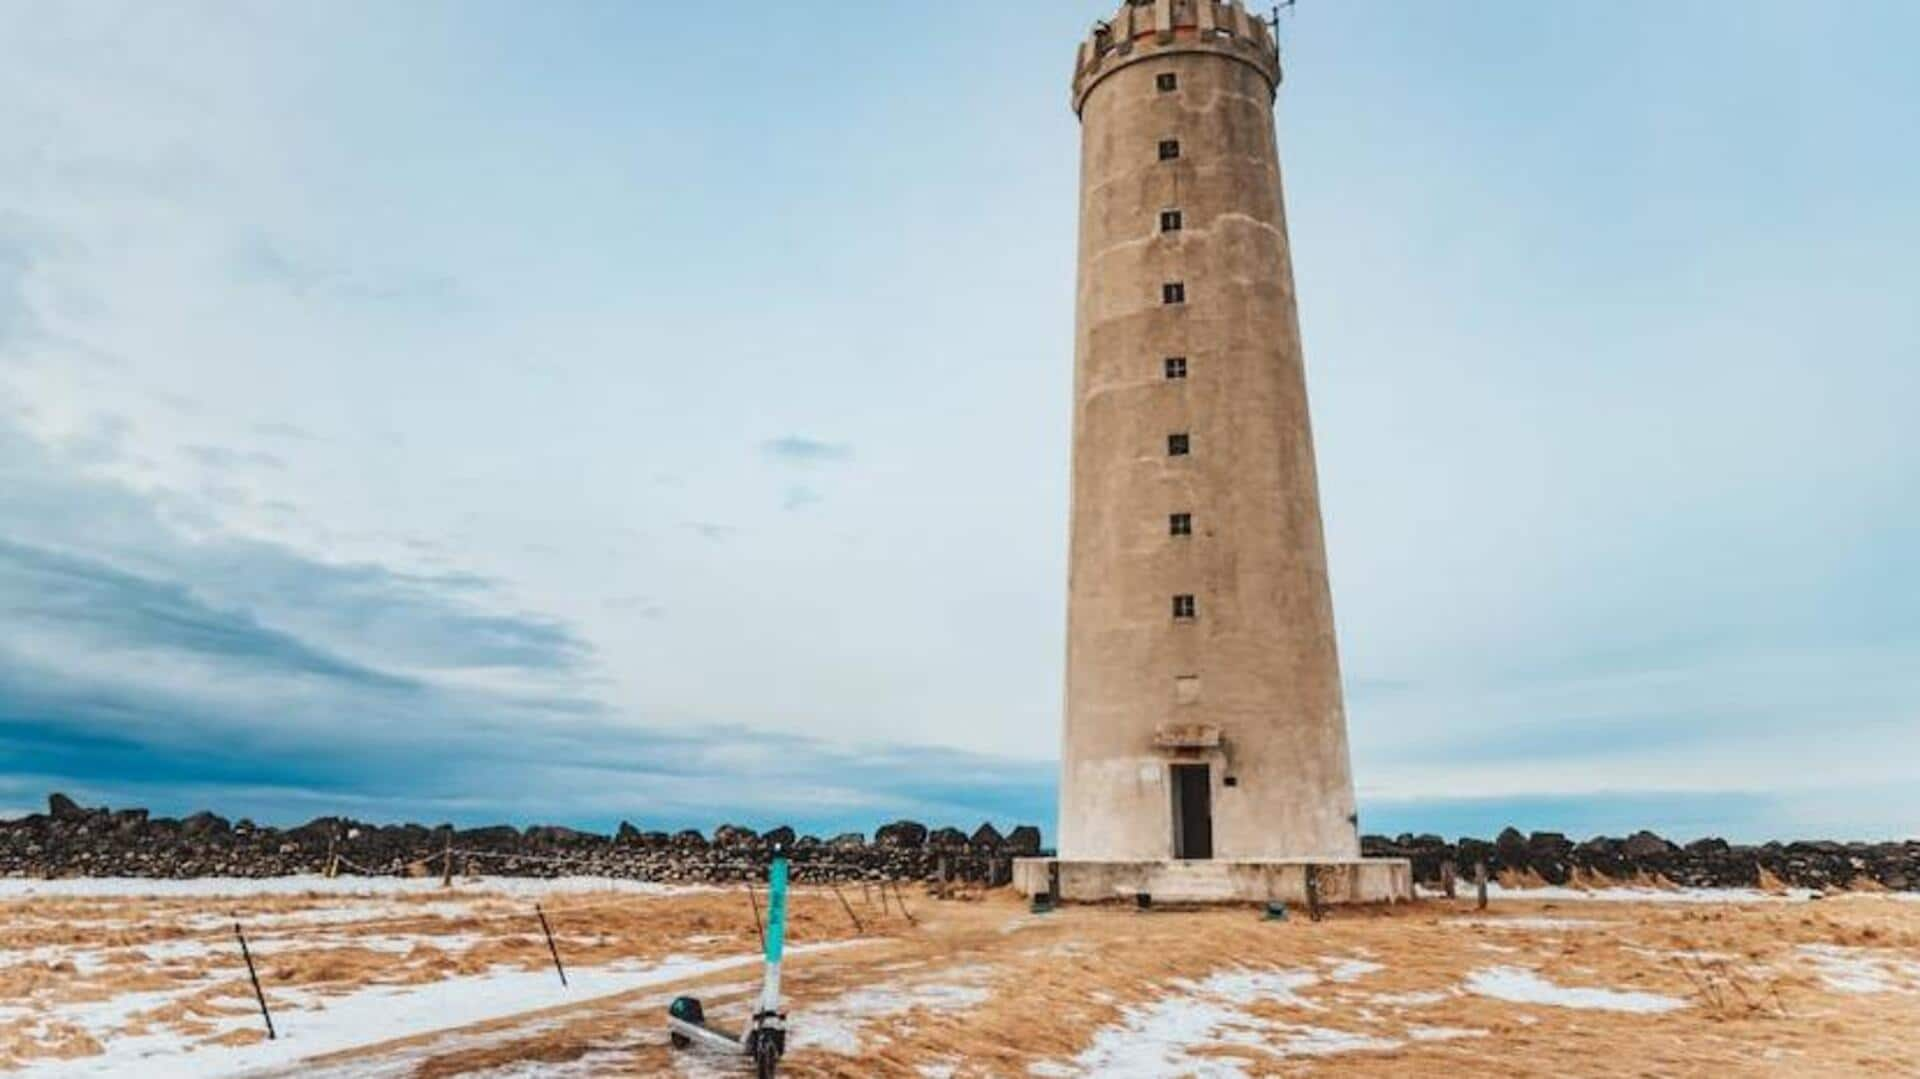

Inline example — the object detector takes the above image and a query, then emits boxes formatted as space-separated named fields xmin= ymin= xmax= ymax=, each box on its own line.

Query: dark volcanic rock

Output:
xmin=48 ymin=793 xmax=88 ymax=821
xmin=713 ymin=824 xmax=760 ymax=848
xmin=875 ymin=820 xmax=928 ymax=848
xmin=5 ymin=794 xmax=1903 ymax=895
xmin=182 ymin=812 xmax=229 ymax=837
xmin=458 ymin=825 xmax=520 ymax=848
xmin=1623 ymin=830 xmax=1675 ymax=860
xmin=1006 ymin=826 xmax=1043 ymax=855
xmin=1494 ymin=827 xmax=1529 ymax=867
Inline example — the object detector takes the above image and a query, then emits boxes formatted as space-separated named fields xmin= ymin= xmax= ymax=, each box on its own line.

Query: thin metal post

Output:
xmin=1441 ymin=860 xmax=1457 ymax=900
xmin=1305 ymin=866 xmax=1323 ymax=922
xmin=747 ymin=884 xmax=766 ymax=951
xmin=830 ymin=884 xmax=865 ymax=935
xmin=1475 ymin=861 xmax=1489 ymax=911
xmin=535 ymin=903 xmax=568 ymax=987
xmin=889 ymin=880 xmax=917 ymax=926
xmin=442 ymin=834 xmax=454 ymax=888
xmin=234 ymin=923 xmax=275 ymax=1041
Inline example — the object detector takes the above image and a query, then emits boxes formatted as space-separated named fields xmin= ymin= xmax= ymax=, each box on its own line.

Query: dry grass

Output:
xmin=5 ymin=883 xmax=1919 ymax=1076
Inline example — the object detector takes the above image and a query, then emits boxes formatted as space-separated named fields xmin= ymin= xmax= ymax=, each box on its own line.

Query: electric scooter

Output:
xmin=668 ymin=851 xmax=790 ymax=1077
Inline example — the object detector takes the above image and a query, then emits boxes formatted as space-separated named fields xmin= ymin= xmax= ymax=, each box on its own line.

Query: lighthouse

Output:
xmin=1020 ymin=0 xmax=1410 ymax=904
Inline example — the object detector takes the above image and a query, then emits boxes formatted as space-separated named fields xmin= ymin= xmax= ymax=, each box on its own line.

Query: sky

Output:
xmin=1 ymin=1 xmax=1915 ymax=842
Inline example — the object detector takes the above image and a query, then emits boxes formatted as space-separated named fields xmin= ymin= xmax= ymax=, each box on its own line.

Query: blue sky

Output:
xmin=1 ymin=1 xmax=1915 ymax=841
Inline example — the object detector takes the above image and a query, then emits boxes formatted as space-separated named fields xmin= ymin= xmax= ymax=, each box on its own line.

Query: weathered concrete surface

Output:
xmin=1014 ymin=856 xmax=1412 ymax=905
xmin=1059 ymin=0 xmax=1361 ymax=862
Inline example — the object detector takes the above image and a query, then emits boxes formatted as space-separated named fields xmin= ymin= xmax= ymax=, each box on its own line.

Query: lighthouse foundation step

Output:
xmin=1012 ymin=857 xmax=1414 ymax=905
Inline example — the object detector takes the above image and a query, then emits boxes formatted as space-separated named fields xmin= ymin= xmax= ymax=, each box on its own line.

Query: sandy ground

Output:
xmin=3 ymin=878 xmax=1918 ymax=1076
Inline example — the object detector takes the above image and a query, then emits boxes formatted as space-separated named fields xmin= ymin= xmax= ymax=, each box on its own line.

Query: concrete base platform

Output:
xmin=1013 ymin=857 xmax=1413 ymax=906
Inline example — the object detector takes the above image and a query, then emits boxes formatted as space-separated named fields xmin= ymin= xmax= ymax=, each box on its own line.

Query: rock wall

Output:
xmin=2 ymin=794 xmax=1045 ymax=884
xmin=1363 ymin=828 xmax=1919 ymax=893
xmin=9 ymin=796 xmax=1913 ymax=894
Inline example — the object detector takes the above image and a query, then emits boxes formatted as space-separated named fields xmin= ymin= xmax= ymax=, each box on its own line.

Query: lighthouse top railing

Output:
xmin=1072 ymin=0 xmax=1282 ymax=114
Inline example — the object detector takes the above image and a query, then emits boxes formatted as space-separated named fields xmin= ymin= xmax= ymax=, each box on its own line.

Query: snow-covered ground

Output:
xmin=1796 ymin=944 xmax=1920 ymax=995
xmin=14 ymin=952 xmax=769 ymax=1079
xmin=1417 ymin=882 xmax=1820 ymax=904
xmin=1463 ymin=967 xmax=1688 ymax=1014
xmin=0 ymin=876 xmax=704 ymax=901
xmin=0 ymin=877 xmax=756 ymax=1077
xmin=7 ymin=878 xmax=1916 ymax=1076
xmin=1028 ymin=964 xmax=1412 ymax=1077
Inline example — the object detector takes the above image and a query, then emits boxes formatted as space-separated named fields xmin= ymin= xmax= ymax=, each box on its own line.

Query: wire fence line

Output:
xmin=93 ymin=871 xmax=909 ymax=1044
xmin=108 ymin=877 xmax=897 ymax=948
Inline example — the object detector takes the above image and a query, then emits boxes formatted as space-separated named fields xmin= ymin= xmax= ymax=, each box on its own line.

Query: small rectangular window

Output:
xmin=1158 ymin=139 xmax=1181 ymax=161
xmin=1165 ymin=356 xmax=1187 ymax=380
xmin=1170 ymin=513 xmax=1192 ymax=536
xmin=1157 ymin=73 xmax=1178 ymax=93
xmin=1162 ymin=282 xmax=1186 ymax=305
xmin=1173 ymin=594 xmax=1197 ymax=620
xmin=1168 ymin=433 xmax=1190 ymax=456
xmin=1160 ymin=209 xmax=1183 ymax=232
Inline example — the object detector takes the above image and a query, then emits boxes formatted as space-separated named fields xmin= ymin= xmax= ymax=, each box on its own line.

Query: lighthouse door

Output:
xmin=1171 ymin=764 xmax=1214 ymax=860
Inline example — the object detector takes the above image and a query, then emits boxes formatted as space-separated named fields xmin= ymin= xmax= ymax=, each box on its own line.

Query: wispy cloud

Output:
xmin=761 ymin=436 xmax=853 ymax=466
xmin=234 ymin=236 xmax=460 ymax=309
xmin=0 ymin=218 xmax=38 ymax=353
xmin=250 ymin=421 xmax=317 ymax=442
xmin=604 ymin=594 xmax=666 ymax=619
xmin=183 ymin=444 xmax=287 ymax=472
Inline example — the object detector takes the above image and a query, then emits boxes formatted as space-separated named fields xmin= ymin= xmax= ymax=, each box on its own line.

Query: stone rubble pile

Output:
xmin=1 ymin=794 xmax=1044 ymax=884
xmin=1363 ymin=828 xmax=1920 ymax=893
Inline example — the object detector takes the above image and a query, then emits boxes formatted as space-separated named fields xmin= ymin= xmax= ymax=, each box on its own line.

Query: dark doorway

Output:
xmin=1171 ymin=764 xmax=1213 ymax=860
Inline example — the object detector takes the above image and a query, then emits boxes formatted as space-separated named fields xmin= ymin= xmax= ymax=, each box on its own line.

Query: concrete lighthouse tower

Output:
xmin=1018 ymin=0 xmax=1409 ymax=904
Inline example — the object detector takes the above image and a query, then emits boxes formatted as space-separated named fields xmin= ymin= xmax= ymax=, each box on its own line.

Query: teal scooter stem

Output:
xmin=667 ymin=851 xmax=791 ymax=1078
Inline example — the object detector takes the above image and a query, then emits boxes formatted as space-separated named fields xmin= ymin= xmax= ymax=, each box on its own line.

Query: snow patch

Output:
xmin=10 ymin=946 xmax=845 ymax=1077
xmin=1464 ymin=966 xmax=1687 ymax=1013
xmin=1367 ymin=989 xmax=1454 ymax=1007
xmin=1418 ymin=883 xmax=1816 ymax=905
xmin=1797 ymin=944 xmax=1920 ymax=995
xmin=791 ymin=967 xmax=995 ymax=1056
xmin=1408 ymin=1025 xmax=1487 ymax=1042
xmin=1458 ymin=917 xmax=1606 ymax=931
xmin=0 ymin=876 xmax=707 ymax=901
xmin=1319 ymin=957 xmax=1386 ymax=983
xmin=1030 ymin=966 xmax=1404 ymax=1076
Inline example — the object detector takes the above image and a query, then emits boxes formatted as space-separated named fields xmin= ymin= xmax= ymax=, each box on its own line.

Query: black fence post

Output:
xmin=535 ymin=904 xmax=568 ymax=987
xmin=234 ymin=922 xmax=275 ymax=1041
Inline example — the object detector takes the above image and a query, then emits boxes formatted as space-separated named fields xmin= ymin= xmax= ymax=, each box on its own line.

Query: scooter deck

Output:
xmin=667 ymin=1014 xmax=747 ymax=1054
